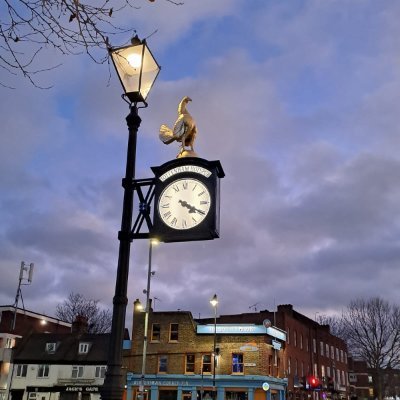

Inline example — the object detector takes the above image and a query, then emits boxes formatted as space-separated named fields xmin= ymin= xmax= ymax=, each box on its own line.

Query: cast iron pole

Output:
xmin=101 ymin=105 xmax=141 ymax=400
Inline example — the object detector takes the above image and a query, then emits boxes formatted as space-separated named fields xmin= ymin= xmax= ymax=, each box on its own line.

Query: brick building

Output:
xmin=348 ymin=358 xmax=372 ymax=400
xmin=124 ymin=302 xmax=348 ymax=400
xmin=199 ymin=304 xmax=348 ymax=400
xmin=0 ymin=306 xmax=71 ymax=400
xmin=124 ymin=300 xmax=287 ymax=400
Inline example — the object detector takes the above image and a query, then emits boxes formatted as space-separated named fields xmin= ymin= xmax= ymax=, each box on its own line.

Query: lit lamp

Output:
xmin=109 ymin=35 xmax=160 ymax=106
xmin=101 ymin=37 xmax=160 ymax=400
xmin=210 ymin=294 xmax=218 ymax=400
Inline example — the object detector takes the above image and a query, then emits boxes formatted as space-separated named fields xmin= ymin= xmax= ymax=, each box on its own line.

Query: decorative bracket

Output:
xmin=131 ymin=178 xmax=156 ymax=239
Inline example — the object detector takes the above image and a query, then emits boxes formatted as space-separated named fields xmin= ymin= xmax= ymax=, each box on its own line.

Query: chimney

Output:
xmin=71 ymin=315 xmax=88 ymax=334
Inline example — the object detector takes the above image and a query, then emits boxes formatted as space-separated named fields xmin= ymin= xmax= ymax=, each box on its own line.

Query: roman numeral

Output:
xmin=182 ymin=219 xmax=187 ymax=228
xmin=198 ymin=191 xmax=205 ymax=197
xmin=200 ymin=201 xmax=208 ymax=205
xmin=171 ymin=217 xmax=177 ymax=226
xmin=172 ymin=185 xmax=180 ymax=192
xmin=182 ymin=181 xmax=188 ymax=190
xmin=163 ymin=211 xmax=172 ymax=219
xmin=161 ymin=203 xmax=170 ymax=208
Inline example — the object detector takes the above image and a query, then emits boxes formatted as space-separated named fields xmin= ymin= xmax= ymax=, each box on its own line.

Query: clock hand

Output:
xmin=178 ymin=200 xmax=205 ymax=215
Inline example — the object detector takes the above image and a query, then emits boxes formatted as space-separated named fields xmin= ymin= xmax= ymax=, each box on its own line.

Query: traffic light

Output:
xmin=306 ymin=376 xmax=322 ymax=390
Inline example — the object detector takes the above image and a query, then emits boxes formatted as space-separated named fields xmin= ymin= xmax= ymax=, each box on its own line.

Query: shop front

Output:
xmin=126 ymin=374 xmax=287 ymax=400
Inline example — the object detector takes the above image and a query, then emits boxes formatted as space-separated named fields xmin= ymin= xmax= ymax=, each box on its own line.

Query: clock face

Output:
xmin=158 ymin=178 xmax=211 ymax=230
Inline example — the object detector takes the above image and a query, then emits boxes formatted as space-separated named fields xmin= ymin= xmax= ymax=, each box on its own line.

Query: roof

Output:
xmin=13 ymin=332 xmax=110 ymax=364
xmin=0 ymin=305 xmax=71 ymax=327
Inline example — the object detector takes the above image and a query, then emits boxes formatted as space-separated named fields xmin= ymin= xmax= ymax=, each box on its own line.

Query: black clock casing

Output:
xmin=151 ymin=157 xmax=224 ymax=243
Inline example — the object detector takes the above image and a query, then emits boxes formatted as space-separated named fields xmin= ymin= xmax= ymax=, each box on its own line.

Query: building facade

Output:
xmin=9 ymin=330 xmax=109 ymax=400
xmin=206 ymin=305 xmax=349 ymax=400
xmin=124 ymin=300 xmax=287 ymax=400
xmin=0 ymin=306 xmax=71 ymax=400
xmin=124 ymin=303 xmax=348 ymax=400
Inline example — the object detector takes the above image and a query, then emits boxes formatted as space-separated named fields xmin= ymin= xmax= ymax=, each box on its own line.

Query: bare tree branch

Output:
xmin=0 ymin=0 xmax=182 ymax=86
xmin=55 ymin=292 xmax=112 ymax=333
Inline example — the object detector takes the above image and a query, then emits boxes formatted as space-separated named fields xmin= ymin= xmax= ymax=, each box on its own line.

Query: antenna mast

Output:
xmin=11 ymin=261 xmax=34 ymax=331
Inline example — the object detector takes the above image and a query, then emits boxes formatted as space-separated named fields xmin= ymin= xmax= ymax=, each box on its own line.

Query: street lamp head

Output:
xmin=109 ymin=35 xmax=161 ymax=106
xmin=135 ymin=299 xmax=144 ymax=311
xmin=210 ymin=294 xmax=218 ymax=307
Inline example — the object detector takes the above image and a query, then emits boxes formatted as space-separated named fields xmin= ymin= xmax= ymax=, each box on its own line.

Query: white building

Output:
xmin=9 ymin=330 xmax=109 ymax=400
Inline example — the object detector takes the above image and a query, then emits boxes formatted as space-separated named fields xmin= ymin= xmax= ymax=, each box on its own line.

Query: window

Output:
xmin=320 ymin=341 xmax=324 ymax=356
xmin=336 ymin=348 xmax=339 ymax=361
xmin=16 ymin=364 xmax=27 ymax=377
xmin=327 ymin=366 xmax=331 ymax=377
xmin=330 ymin=346 xmax=334 ymax=359
xmin=151 ymin=324 xmax=161 ymax=342
xmin=301 ymin=361 xmax=304 ymax=377
xmin=306 ymin=337 xmax=309 ymax=352
xmin=46 ymin=342 xmax=56 ymax=353
xmin=72 ymin=366 xmax=84 ymax=379
xmin=345 ymin=352 xmax=348 ymax=364
xmin=158 ymin=355 xmax=167 ymax=373
xmin=79 ymin=342 xmax=90 ymax=354
xmin=294 ymin=359 xmax=298 ymax=376
xmin=95 ymin=366 xmax=107 ymax=378
xmin=300 ymin=334 xmax=303 ymax=350
xmin=288 ymin=357 xmax=291 ymax=374
xmin=169 ymin=323 xmax=179 ymax=342
xmin=5 ymin=338 xmax=12 ymax=349
xmin=287 ymin=328 xmax=290 ymax=344
xmin=37 ymin=365 xmax=50 ymax=378
xmin=185 ymin=354 xmax=195 ymax=373
xmin=268 ymin=355 xmax=273 ymax=375
xmin=202 ymin=354 xmax=212 ymax=373
xmin=321 ymin=365 xmax=325 ymax=378
xmin=340 ymin=349 xmax=343 ymax=363
xmin=313 ymin=338 xmax=316 ymax=353
xmin=232 ymin=353 xmax=243 ymax=374
xmin=326 ymin=343 xmax=329 ymax=357
xmin=294 ymin=330 xmax=297 ymax=347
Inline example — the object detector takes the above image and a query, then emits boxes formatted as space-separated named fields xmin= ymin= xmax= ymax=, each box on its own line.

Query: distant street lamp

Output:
xmin=100 ymin=36 xmax=160 ymax=400
xmin=139 ymin=238 xmax=158 ymax=399
xmin=210 ymin=294 xmax=218 ymax=399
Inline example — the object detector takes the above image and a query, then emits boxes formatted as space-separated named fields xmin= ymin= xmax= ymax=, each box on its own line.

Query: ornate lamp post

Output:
xmin=100 ymin=36 xmax=160 ymax=400
xmin=210 ymin=294 xmax=218 ymax=400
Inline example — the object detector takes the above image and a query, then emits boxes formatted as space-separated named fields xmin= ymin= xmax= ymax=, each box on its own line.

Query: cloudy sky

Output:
xmin=1 ymin=0 xmax=400 ymax=332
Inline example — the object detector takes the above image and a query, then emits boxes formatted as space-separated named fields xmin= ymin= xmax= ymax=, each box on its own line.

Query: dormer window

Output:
xmin=46 ymin=342 xmax=56 ymax=353
xmin=78 ymin=342 xmax=90 ymax=354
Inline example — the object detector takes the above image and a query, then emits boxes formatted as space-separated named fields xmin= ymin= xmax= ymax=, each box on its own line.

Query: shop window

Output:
xmin=72 ymin=366 xmax=84 ymax=378
xmin=232 ymin=353 xmax=243 ymax=374
xmin=158 ymin=355 xmax=167 ymax=373
xmin=202 ymin=354 xmax=212 ymax=373
xmin=151 ymin=324 xmax=161 ymax=342
xmin=169 ymin=323 xmax=179 ymax=342
xmin=37 ymin=365 xmax=50 ymax=378
xmin=16 ymin=364 xmax=27 ymax=377
xmin=185 ymin=354 xmax=195 ymax=373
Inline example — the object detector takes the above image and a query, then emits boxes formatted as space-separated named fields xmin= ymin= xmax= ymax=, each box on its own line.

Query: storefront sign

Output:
xmin=240 ymin=342 xmax=259 ymax=352
xmin=131 ymin=380 xmax=190 ymax=387
xmin=272 ymin=340 xmax=282 ymax=350
xmin=197 ymin=324 xmax=286 ymax=341
xmin=27 ymin=387 xmax=100 ymax=393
